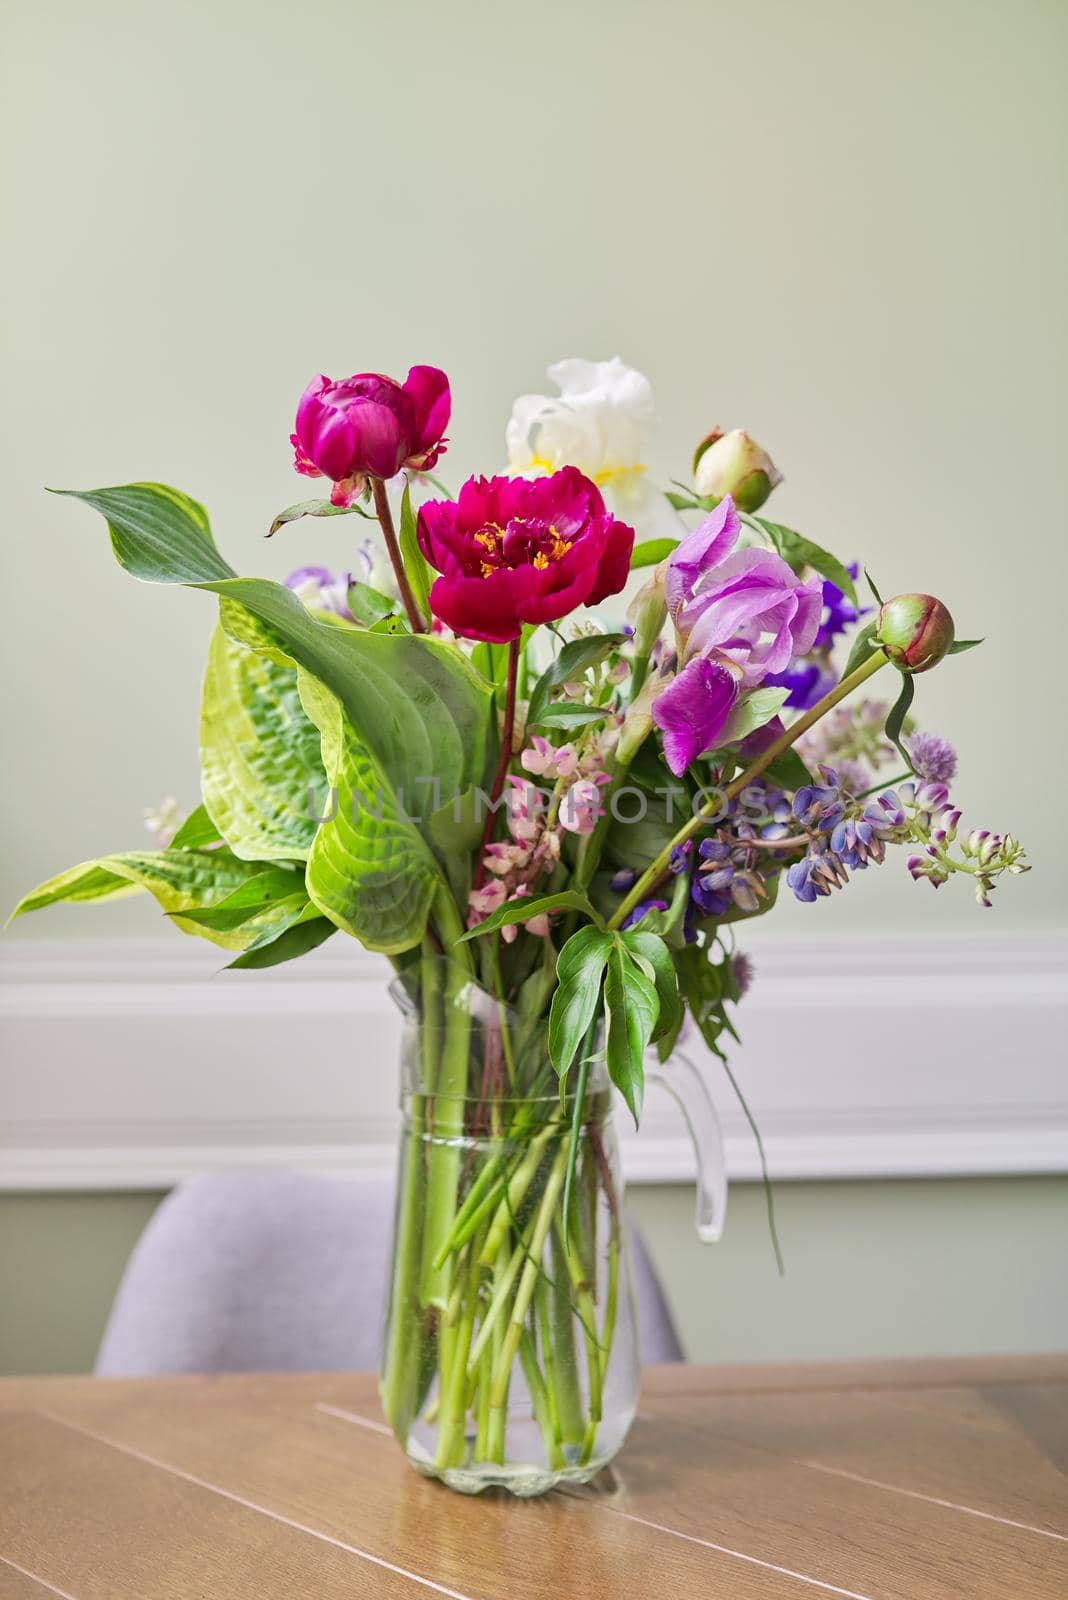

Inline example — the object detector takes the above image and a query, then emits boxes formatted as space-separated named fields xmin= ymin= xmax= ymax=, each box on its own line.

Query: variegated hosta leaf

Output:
xmin=59 ymin=479 xmax=494 ymax=832
xmin=8 ymin=849 xmax=304 ymax=951
xmin=200 ymin=622 xmax=324 ymax=862
xmin=299 ymin=675 xmax=441 ymax=954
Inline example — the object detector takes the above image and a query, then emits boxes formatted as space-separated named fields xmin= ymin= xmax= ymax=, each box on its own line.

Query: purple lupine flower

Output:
xmin=791 ymin=781 xmax=844 ymax=831
xmin=669 ymin=840 xmax=694 ymax=875
xmin=904 ymin=730 xmax=958 ymax=784
xmin=786 ymin=855 xmax=821 ymax=903
xmin=609 ymin=867 xmax=637 ymax=894
xmin=621 ymin=898 xmax=669 ymax=930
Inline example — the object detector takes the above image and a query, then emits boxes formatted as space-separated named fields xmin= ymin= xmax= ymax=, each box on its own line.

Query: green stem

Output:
xmin=419 ymin=891 xmax=474 ymax=1309
xmin=370 ymin=476 xmax=426 ymax=634
xmin=854 ymin=766 xmax=913 ymax=802
xmin=434 ymin=1229 xmax=485 ymax=1469
xmin=379 ymin=940 xmax=438 ymax=1435
xmin=519 ymin=1329 xmax=566 ymax=1470
xmin=473 ymin=636 xmax=521 ymax=888
xmin=489 ymin=1145 xmax=568 ymax=1408
xmin=609 ymin=648 xmax=892 ymax=930
xmin=480 ymin=1110 xmax=563 ymax=1267
xmin=466 ymin=1233 xmax=527 ymax=1375
xmin=486 ymin=1248 xmax=510 ymax=1462
xmin=547 ymin=1227 xmax=585 ymax=1447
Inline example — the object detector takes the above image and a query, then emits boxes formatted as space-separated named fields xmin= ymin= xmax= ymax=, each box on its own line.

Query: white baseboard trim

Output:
xmin=1 ymin=934 xmax=1065 ymax=1192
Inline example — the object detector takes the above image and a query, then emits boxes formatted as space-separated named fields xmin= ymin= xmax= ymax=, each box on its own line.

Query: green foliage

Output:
xmin=9 ymin=848 xmax=301 ymax=950
xmin=883 ymin=672 xmax=916 ymax=765
xmin=525 ymin=634 xmax=625 ymax=728
xmin=666 ymin=484 xmax=719 ymax=513
xmin=299 ymin=674 xmax=442 ymax=954
xmin=749 ymin=516 xmax=858 ymax=608
xmin=397 ymin=480 xmax=434 ymax=629
xmin=619 ymin=929 xmax=681 ymax=1041
xmin=62 ymin=482 xmax=496 ymax=840
xmin=719 ymin=686 xmax=790 ymax=745
xmin=603 ymin=942 xmax=658 ymax=1124
xmin=345 ymin=581 xmax=396 ymax=628
xmin=169 ymin=804 xmax=222 ymax=850
xmin=948 ymin=638 xmax=983 ymax=654
xmin=629 ymin=537 xmax=678 ymax=569
xmin=533 ymin=704 xmax=608 ymax=731
xmin=54 ymin=484 xmax=235 ymax=583
xmin=548 ymin=926 xmax=613 ymax=1079
xmin=267 ymin=498 xmax=373 ymax=537
xmin=200 ymin=622 xmax=323 ymax=862
xmin=173 ymin=866 xmax=308 ymax=932
xmin=761 ymin=747 xmax=814 ymax=791
xmin=839 ymin=619 xmax=880 ymax=683
xmin=458 ymin=889 xmax=602 ymax=942
xmin=226 ymin=915 xmax=336 ymax=969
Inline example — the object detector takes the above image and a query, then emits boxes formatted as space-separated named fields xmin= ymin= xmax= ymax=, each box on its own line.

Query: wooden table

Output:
xmin=0 ymin=1357 xmax=1065 ymax=1598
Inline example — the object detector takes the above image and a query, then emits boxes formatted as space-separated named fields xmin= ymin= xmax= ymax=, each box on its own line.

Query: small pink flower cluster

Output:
xmin=465 ymin=732 xmax=615 ymax=935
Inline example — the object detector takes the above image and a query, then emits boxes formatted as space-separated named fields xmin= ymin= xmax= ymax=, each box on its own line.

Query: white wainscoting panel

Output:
xmin=1 ymin=935 xmax=1065 ymax=1191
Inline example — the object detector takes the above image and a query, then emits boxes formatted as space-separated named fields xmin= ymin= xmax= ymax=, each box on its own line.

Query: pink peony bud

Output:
xmin=876 ymin=594 xmax=955 ymax=673
xmin=291 ymin=366 xmax=450 ymax=505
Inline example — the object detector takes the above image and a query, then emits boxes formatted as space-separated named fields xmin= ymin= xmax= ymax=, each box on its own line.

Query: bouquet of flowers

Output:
xmin=11 ymin=356 xmax=1028 ymax=1495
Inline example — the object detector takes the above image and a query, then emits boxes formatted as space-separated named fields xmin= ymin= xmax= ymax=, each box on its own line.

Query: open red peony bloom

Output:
xmin=292 ymin=366 xmax=450 ymax=505
xmin=417 ymin=468 xmax=634 ymax=643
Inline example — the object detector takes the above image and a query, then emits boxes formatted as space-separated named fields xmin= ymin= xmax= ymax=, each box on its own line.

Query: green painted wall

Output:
xmin=2 ymin=1180 xmax=1064 ymax=1377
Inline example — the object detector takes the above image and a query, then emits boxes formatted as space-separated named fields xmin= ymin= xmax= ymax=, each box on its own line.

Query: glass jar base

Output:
xmin=408 ymin=1446 xmax=611 ymax=1498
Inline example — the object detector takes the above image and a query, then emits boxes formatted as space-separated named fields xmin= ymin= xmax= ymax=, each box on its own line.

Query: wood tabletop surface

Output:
xmin=0 ymin=1355 xmax=1065 ymax=1599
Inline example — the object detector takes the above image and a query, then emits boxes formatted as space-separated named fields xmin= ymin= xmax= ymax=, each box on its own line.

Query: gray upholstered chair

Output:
xmin=95 ymin=1169 xmax=684 ymax=1376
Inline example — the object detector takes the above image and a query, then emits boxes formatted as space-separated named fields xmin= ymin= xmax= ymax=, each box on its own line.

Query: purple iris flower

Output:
xmin=651 ymin=498 xmax=822 ymax=777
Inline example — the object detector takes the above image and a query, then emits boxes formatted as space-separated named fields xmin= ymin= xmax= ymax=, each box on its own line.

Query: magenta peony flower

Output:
xmin=416 ymin=468 xmax=634 ymax=643
xmin=653 ymin=497 xmax=822 ymax=775
xmin=291 ymin=366 xmax=450 ymax=506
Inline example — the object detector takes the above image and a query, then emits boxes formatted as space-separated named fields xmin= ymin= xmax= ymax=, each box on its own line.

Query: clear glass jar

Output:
xmin=379 ymin=976 xmax=725 ymax=1496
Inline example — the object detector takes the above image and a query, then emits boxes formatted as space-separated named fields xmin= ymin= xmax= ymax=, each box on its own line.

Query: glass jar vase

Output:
xmin=379 ymin=974 xmax=725 ymax=1496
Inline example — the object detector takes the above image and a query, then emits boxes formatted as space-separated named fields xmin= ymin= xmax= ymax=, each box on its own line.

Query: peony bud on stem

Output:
xmin=693 ymin=429 xmax=782 ymax=513
xmin=875 ymin=594 xmax=954 ymax=673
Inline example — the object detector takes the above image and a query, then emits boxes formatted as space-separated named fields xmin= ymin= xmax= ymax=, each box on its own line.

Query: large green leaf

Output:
xmin=298 ymin=674 xmax=442 ymax=954
xmin=200 ymin=622 xmax=324 ymax=862
xmin=50 ymin=484 xmax=235 ymax=582
xmin=603 ymin=940 xmax=658 ymax=1124
xmin=226 ymin=915 xmax=337 ymax=969
xmin=61 ymin=484 xmax=496 ymax=840
xmin=548 ymin=926 xmax=613 ymax=1079
xmin=174 ymin=866 xmax=308 ymax=931
xmin=620 ymin=929 xmax=681 ymax=1042
xmin=9 ymin=848 xmax=301 ymax=949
